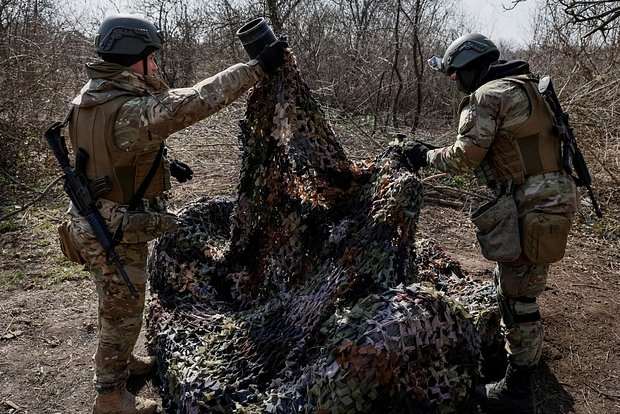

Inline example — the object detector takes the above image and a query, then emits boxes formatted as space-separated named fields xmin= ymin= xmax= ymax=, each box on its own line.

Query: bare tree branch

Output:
xmin=0 ymin=175 xmax=63 ymax=221
xmin=502 ymin=0 xmax=528 ymax=11
xmin=556 ymin=0 xmax=620 ymax=37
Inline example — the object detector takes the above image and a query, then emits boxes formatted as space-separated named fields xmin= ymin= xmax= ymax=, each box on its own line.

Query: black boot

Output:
xmin=475 ymin=362 xmax=536 ymax=414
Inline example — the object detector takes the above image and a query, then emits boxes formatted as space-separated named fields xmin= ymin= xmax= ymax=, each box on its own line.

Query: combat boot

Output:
xmin=475 ymin=362 xmax=535 ymax=414
xmin=93 ymin=387 xmax=157 ymax=414
xmin=128 ymin=354 xmax=157 ymax=376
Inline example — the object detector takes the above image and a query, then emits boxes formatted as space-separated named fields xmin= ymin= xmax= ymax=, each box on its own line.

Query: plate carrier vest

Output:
xmin=473 ymin=74 xmax=562 ymax=186
xmin=68 ymin=96 xmax=169 ymax=205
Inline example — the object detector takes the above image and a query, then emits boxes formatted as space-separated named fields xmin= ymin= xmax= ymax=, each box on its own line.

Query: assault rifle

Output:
xmin=44 ymin=121 xmax=139 ymax=298
xmin=538 ymin=76 xmax=603 ymax=218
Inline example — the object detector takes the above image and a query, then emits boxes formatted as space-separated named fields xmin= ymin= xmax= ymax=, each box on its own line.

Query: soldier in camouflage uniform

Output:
xmin=405 ymin=33 xmax=579 ymax=413
xmin=63 ymin=14 xmax=287 ymax=414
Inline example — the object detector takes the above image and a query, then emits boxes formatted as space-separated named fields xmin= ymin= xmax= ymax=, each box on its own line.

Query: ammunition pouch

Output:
xmin=88 ymin=176 xmax=112 ymax=199
xmin=57 ymin=221 xmax=85 ymax=264
xmin=521 ymin=212 xmax=570 ymax=264
xmin=475 ymin=160 xmax=497 ymax=189
xmin=471 ymin=192 xmax=521 ymax=262
xmin=119 ymin=210 xmax=179 ymax=243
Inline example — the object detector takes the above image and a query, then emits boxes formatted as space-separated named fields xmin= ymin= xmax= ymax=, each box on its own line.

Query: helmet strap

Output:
xmin=143 ymin=57 xmax=148 ymax=76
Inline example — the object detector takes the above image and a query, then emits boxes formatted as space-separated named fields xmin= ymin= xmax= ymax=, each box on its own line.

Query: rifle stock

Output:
xmin=44 ymin=122 xmax=138 ymax=298
xmin=538 ymin=76 xmax=603 ymax=218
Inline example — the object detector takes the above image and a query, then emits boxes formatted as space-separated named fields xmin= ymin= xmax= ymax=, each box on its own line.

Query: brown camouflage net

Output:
xmin=146 ymin=51 xmax=501 ymax=413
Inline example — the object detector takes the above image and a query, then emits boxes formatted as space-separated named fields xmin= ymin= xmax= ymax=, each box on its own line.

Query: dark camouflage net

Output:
xmin=147 ymin=51 xmax=501 ymax=413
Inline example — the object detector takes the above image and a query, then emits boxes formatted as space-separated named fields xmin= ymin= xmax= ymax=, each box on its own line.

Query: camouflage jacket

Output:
xmin=427 ymin=76 xmax=579 ymax=216
xmin=68 ymin=59 xmax=264 ymax=242
xmin=72 ymin=59 xmax=264 ymax=154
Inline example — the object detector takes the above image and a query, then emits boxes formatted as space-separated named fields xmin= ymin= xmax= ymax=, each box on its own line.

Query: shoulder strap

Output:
xmin=110 ymin=141 xmax=165 ymax=245
xmin=128 ymin=142 xmax=165 ymax=211
xmin=62 ymin=106 xmax=74 ymax=127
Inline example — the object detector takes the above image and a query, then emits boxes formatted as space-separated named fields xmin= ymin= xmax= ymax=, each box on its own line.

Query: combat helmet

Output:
xmin=95 ymin=14 xmax=163 ymax=57
xmin=428 ymin=33 xmax=499 ymax=75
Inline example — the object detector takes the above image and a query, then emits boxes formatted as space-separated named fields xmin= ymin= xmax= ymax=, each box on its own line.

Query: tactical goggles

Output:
xmin=427 ymin=55 xmax=445 ymax=73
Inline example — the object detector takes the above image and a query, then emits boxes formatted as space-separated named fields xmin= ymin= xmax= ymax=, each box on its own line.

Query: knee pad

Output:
xmin=512 ymin=297 xmax=541 ymax=324
xmin=497 ymin=291 xmax=541 ymax=328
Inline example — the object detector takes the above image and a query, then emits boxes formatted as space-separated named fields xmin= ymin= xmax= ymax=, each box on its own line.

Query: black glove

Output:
xmin=169 ymin=159 xmax=194 ymax=183
xmin=255 ymin=38 xmax=288 ymax=74
xmin=404 ymin=143 xmax=429 ymax=170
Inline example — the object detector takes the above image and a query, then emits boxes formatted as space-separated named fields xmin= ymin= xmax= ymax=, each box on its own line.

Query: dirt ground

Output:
xmin=1 ymin=107 xmax=619 ymax=413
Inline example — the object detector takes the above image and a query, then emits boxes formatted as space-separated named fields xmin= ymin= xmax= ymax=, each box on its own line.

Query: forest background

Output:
xmin=0 ymin=0 xmax=619 ymax=217
xmin=0 ymin=0 xmax=619 ymax=413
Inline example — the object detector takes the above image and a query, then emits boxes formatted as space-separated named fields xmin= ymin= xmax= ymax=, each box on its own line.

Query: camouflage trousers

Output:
xmin=494 ymin=261 xmax=548 ymax=368
xmin=71 ymin=223 xmax=148 ymax=394
xmin=491 ymin=171 xmax=577 ymax=368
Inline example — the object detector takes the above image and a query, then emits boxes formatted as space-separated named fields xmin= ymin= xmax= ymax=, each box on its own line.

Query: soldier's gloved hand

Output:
xmin=403 ymin=143 xmax=429 ymax=170
xmin=169 ymin=159 xmax=194 ymax=183
xmin=255 ymin=38 xmax=288 ymax=74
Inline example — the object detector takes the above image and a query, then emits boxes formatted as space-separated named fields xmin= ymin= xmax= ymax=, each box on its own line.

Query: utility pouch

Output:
xmin=120 ymin=210 xmax=179 ymax=243
xmin=470 ymin=193 xmax=521 ymax=262
xmin=521 ymin=212 xmax=570 ymax=264
xmin=57 ymin=221 xmax=85 ymax=264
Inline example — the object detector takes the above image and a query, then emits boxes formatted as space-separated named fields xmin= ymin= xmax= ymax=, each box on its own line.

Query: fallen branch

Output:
xmin=0 ymin=164 xmax=41 ymax=193
xmin=0 ymin=175 xmax=63 ymax=221
xmin=421 ymin=173 xmax=448 ymax=182
xmin=581 ymin=379 xmax=620 ymax=401
xmin=423 ymin=197 xmax=463 ymax=209
xmin=426 ymin=183 xmax=493 ymax=202
xmin=570 ymin=283 xmax=609 ymax=290
xmin=1 ymin=400 xmax=22 ymax=411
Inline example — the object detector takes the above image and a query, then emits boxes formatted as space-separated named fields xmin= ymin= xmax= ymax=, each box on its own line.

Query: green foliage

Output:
xmin=0 ymin=269 xmax=25 ymax=290
xmin=44 ymin=257 xmax=89 ymax=284
xmin=0 ymin=249 xmax=87 ymax=290
xmin=0 ymin=220 xmax=19 ymax=233
xmin=446 ymin=174 xmax=469 ymax=188
xmin=0 ymin=204 xmax=86 ymax=290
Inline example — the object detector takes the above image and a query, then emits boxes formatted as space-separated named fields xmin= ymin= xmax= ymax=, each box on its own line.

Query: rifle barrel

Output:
xmin=109 ymin=253 xmax=139 ymax=298
xmin=539 ymin=76 xmax=603 ymax=219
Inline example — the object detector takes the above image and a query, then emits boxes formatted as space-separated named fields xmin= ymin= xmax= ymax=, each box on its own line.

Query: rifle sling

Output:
xmin=111 ymin=141 xmax=165 ymax=246
xmin=62 ymin=107 xmax=74 ymax=127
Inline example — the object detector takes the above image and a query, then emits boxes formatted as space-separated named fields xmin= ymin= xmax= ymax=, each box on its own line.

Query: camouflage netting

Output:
xmin=147 ymin=51 xmax=501 ymax=414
